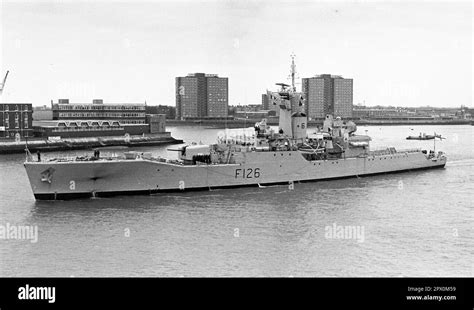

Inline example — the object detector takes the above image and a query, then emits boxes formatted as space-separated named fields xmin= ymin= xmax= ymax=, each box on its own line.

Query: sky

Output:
xmin=0 ymin=0 xmax=472 ymax=108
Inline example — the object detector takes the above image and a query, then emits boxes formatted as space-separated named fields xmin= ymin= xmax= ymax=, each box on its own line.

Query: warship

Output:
xmin=24 ymin=59 xmax=447 ymax=200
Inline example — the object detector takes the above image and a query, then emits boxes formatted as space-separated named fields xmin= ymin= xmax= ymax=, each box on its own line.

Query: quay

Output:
xmin=0 ymin=133 xmax=183 ymax=154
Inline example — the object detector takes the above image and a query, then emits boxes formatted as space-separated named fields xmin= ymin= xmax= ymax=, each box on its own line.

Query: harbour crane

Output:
xmin=0 ymin=70 xmax=9 ymax=95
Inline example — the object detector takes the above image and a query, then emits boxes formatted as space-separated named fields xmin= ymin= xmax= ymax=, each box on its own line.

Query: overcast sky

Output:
xmin=0 ymin=0 xmax=472 ymax=107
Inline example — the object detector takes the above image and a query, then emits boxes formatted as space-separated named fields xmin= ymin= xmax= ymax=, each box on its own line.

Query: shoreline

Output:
xmin=167 ymin=118 xmax=473 ymax=128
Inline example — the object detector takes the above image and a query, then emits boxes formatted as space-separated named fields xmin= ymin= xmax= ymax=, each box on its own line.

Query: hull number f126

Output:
xmin=235 ymin=168 xmax=261 ymax=179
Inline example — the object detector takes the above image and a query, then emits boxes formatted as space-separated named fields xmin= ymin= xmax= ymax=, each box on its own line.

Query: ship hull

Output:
xmin=24 ymin=151 xmax=447 ymax=200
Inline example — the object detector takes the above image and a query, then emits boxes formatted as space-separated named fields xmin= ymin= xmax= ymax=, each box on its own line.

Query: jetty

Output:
xmin=0 ymin=133 xmax=183 ymax=154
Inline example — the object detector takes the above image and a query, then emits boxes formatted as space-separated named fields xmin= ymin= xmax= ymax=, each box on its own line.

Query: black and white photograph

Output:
xmin=0 ymin=0 xmax=472 ymax=307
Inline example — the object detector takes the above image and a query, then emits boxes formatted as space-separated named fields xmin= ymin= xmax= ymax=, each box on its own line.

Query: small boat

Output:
xmin=406 ymin=133 xmax=444 ymax=140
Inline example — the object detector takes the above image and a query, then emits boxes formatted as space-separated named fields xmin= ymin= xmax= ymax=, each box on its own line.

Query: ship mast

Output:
xmin=289 ymin=53 xmax=297 ymax=92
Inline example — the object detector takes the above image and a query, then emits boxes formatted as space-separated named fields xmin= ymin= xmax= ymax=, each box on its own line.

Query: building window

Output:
xmin=15 ymin=113 xmax=19 ymax=128
xmin=24 ymin=115 xmax=29 ymax=128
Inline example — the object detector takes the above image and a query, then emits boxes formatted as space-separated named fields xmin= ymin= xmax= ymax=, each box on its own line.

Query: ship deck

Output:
xmin=28 ymin=147 xmax=426 ymax=166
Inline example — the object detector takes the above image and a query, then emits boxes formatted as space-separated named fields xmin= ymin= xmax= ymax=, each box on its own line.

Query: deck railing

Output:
xmin=368 ymin=147 xmax=421 ymax=156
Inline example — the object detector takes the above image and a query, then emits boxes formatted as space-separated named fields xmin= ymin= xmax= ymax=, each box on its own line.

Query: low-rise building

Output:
xmin=234 ymin=110 xmax=272 ymax=119
xmin=145 ymin=105 xmax=176 ymax=119
xmin=32 ymin=99 xmax=166 ymax=138
xmin=0 ymin=103 xmax=33 ymax=139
